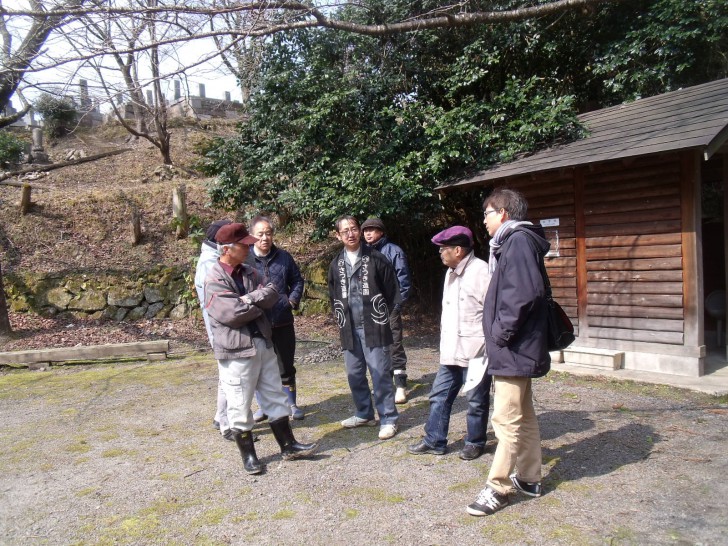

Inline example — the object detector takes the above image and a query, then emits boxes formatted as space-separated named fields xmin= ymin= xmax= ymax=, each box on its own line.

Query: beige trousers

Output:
xmin=486 ymin=376 xmax=542 ymax=494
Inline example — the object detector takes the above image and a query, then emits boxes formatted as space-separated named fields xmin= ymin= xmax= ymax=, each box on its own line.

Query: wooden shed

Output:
xmin=437 ymin=78 xmax=728 ymax=377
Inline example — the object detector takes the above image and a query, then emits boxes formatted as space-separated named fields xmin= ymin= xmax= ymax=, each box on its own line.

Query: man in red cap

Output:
xmin=204 ymin=223 xmax=317 ymax=475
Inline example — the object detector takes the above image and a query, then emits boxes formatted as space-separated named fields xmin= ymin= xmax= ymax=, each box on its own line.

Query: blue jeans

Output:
xmin=343 ymin=327 xmax=399 ymax=426
xmin=423 ymin=365 xmax=492 ymax=450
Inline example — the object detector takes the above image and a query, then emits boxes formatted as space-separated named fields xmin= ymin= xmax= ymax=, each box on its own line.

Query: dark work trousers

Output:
xmin=389 ymin=307 xmax=407 ymax=387
xmin=271 ymin=323 xmax=297 ymax=387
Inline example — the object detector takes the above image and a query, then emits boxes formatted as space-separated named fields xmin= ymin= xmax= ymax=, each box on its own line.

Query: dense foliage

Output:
xmin=198 ymin=0 xmax=728 ymax=239
xmin=0 ymin=131 xmax=24 ymax=167
xmin=34 ymin=94 xmax=78 ymax=138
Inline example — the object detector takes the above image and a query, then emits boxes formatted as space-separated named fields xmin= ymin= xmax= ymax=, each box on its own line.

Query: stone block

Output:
xmin=145 ymin=302 xmax=165 ymax=319
xmin=562 ymin=347 xmax=624 ymax=370
xmin=144 ymin=286 xmax=165 ymax=304
xmin=44 ymin=287 xmax=73 ymax=309
xmin=169 ymin=303 xmax=188 ymax=320
xmin=69 ymin=291 xmax=107 ymax=311
xmin=107 ymin=287 xmax=144 ymax=308
xmin=147 ymin=352 xmax=167 ymax=362
xmin=127 ymin=304 xmax=148 ymax=321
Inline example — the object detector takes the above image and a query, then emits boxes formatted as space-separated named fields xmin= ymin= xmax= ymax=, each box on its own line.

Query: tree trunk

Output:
xmin=130 ymin=204 xmax=142 ymax=246
xmin=172 ymin=185 xmax=188 ymax=239
xmin=0 ymin=262 xmax=12 ymax=340
xmin=19 ymin=184 xmax=32 ymax=215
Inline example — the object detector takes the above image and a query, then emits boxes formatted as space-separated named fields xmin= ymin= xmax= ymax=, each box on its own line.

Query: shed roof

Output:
xmin=438 ymin=78 xmax=728 ymax=191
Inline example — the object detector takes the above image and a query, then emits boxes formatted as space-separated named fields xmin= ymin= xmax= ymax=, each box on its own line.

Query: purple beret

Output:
xmin=431 ymin=225 xmax=473 ymax=247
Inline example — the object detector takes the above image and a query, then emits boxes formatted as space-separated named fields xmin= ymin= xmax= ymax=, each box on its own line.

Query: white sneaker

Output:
xmin=378 ymin=424 xmax=398 ymax=440
xmin=395 ymin=387 xmax=407 ymax=404
xmin=341 ymin=415 xmax=377 ymax=428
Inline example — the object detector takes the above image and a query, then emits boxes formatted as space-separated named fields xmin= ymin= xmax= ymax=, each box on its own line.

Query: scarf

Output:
xmin=488 ymin=220 xmax=533 ymax=274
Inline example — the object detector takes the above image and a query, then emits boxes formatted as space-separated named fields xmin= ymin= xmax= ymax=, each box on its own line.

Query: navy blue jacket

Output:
xmin=483 ymin=225 xmax=551 ymax=378
xmin=366 ymin=236 xmax=412 ymax=304
xmin=247 ymin=245 xmax=304 ymax=328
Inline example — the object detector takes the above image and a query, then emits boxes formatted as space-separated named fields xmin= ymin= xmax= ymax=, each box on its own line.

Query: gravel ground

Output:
xmin=1 ymin=337 xmax=727 ymax=546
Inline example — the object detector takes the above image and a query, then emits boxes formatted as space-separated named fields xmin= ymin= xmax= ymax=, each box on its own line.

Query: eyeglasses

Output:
xmin=484 ymin=209 xmax=500 ymax=218
xmin=339 ymin=227 xmax=360 ymax=236
xmin=438 ymin=246 xmax=456 ymax=254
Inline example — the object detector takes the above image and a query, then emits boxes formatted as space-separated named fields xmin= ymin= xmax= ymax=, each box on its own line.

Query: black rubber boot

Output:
xmin=269 ymin=416 xmax=318 ymax=461
xmin=231 ymin=429 xmax=263 ymax=475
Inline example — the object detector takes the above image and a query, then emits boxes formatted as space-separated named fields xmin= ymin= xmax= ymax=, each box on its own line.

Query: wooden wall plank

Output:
xmin=589 ymin=316 xmax=683 ymax=332
xmin=587 ymin=257 xmax=682 ymax=271
xmin=583 ymin=195 xmax=680 ymax=216
xmin=585 ymin=219 xmax=681 ymax=237
xmin=588 ymin=281 xmax=683 ymax=294
xmin=589 ymin=327 xmax=683 ymax=344
xmin=583 ymin=183 xmax=679 ymax=204
xmin=588 ymin=293 xmax=683 ymax=307
xmin=585 ymin=207 xmax=680 ymax=226
xmin=587 ymin=304 xmax=683 ymax=319
xmin=575 ymin=167 xmax=588 ymax=339
xmin=681 ymin=150 xmax=702 ymax=347
xmin=587 ymin=233 xmax=681 ymax=248
xmin=587 ymin=270 xmax=683 ymax=282
xmin=586 ymin=244 xmax=682 ymax=260
xmin=549 ymin=277 xmax=577 ymax=288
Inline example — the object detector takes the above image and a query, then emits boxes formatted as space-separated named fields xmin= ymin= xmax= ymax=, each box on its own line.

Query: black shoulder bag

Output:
xmin=519 ymin=228 xmax=576 ymax=351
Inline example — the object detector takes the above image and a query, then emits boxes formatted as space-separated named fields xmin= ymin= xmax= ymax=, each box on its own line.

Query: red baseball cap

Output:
xmin=215 ymin=223 xmax=258 ymax=245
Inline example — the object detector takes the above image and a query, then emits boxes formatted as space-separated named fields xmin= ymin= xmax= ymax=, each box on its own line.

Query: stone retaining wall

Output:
xmin=3 ymin=260 xmax=333 ymax=321
xmin=3 ymin=266 xmax=195 ymax=321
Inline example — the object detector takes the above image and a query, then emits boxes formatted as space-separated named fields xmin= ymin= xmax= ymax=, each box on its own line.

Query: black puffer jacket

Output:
xmin=247 ymin=245 xmax=304 ymax=328
xmin=483 ymin=225 xmax=551 ymax=378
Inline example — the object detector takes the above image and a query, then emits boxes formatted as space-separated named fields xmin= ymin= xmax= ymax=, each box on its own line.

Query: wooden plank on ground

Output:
xmin=0 ymin=340 xmax=170 ymax=366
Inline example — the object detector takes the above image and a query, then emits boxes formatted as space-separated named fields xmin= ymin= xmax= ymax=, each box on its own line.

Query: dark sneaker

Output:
xmin=510 ymin=473 xmax=542 ymax=497
xmin=212 ymin=419 xmax=220 ymax=430
xmin=407 ymin=440 xmax=446 ymax=456
xmin=459 ymin=444 xmax=484 ymax=461
xmin=467 ymin=487 xmax=509 ymax=516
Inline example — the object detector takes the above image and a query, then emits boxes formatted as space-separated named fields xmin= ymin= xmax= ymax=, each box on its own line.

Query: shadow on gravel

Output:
xmin=539 ymin=410 xmax=595 ymax=441
xmin=299 ymin=371 xmax=439 ymax=453
xmin=542 ymin=422 xmax=660 ymax=488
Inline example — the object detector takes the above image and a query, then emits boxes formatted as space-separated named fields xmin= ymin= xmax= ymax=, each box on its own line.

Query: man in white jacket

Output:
xmin=407 ymin=226 xmax=492 ymax=460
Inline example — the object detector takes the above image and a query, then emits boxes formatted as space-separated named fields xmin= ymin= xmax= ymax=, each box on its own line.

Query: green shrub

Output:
xmin=0 ymin=131 xmax=25 ymax=167
xmin=34 ymin=94 xmax=78 ymax=137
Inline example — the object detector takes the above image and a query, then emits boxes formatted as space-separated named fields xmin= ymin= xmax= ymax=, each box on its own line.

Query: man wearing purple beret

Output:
xmin=407 ymin=225 xmax=492 ymax=460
